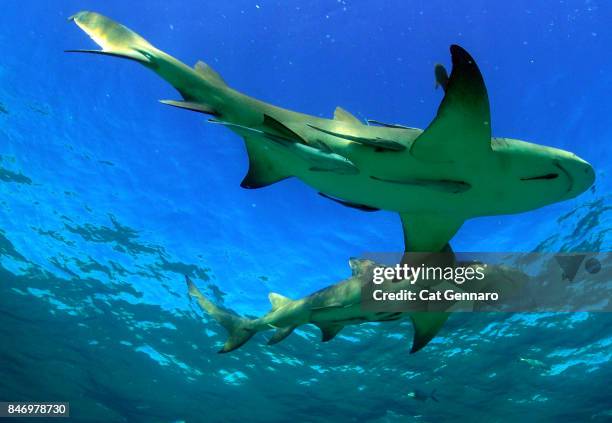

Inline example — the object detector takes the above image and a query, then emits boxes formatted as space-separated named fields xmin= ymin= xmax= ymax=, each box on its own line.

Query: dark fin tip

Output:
xmin=410 ymin=339 xmax=428 ymax=354
xmin=449 ymin=44 xmax=475 ymax=66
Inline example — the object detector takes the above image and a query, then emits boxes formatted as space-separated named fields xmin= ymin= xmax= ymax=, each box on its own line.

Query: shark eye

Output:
xmin=520 ymin=173 xmax=559 ymax=181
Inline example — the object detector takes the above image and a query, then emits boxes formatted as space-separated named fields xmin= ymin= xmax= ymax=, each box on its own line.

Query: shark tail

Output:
xmin=67 ymin=11 xmax=228 ymax=117
xmin=186 ymin=276 xmax=257 ymax=353
xmin=68 ymin=11 xmax=295 ymax=190
xmin=430 ymin=389 xmax=439 ymax=403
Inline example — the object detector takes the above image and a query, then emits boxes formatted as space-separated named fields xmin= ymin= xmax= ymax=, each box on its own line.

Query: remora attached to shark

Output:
xmin=185 ymin=258 xmax=525 ymax=353
xmin=67 ymin=11 xmax=595 ymax=254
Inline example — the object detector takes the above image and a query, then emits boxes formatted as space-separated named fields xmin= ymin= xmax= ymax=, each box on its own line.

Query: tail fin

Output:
xmin=186 ymin=276 xmax=256 ymax=353
xmin=66 ymin=11 xmax=156 ymax=64
xmin=430 ymin=389 xmax=439 ymax=402
xmin=67 ymin=11 xmax=224 ymax=113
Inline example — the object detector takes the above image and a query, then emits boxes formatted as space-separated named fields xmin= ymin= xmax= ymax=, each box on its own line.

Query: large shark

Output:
xmin=185 ymin=258 xmax=525 ymax=353
xmin=68 ymin=11 xmax=595 ymax=253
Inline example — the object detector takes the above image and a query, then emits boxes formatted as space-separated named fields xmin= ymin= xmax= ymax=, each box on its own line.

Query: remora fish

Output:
xmin=185 ymin=258 xmax=525 ymax=353
xmin=67 ymin=11 xmax=595 ymax=253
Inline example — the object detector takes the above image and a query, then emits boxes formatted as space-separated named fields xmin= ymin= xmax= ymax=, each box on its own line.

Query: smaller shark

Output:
xmin=519 ymin=357 xmax=550 ymax=371
xmin=186 ymin=258 xmax=523 ymax=353
xmin=407 ymin=388 xmax=439 ymax=402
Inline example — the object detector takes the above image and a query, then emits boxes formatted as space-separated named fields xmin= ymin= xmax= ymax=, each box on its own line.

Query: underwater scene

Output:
xmin=1 ymin=1 xmax=611 ymax=422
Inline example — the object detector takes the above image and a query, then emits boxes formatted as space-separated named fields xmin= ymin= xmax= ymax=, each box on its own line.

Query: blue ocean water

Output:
xmin=0 ymin=1 xmax=611 ymax=421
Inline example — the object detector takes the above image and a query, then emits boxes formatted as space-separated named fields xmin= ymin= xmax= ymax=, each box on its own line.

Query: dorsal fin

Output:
xmin=194 ymin=60 xmax=227 ymax=87
xmin=334 ymin=107 xmax=361 ymax=125
xmin=268 ymin=292 xmax=291 ymax=310
xmin=348 ymin=258 xmax=374 ymax=276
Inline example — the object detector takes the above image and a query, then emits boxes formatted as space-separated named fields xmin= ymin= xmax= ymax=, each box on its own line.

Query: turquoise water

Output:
xmin=0 ymin=1 xmax=611 ymax=421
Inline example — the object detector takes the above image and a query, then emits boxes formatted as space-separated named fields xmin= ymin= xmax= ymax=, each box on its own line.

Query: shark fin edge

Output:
xmin=186 ymin=276 xmax=256 ymax=353
xmin=65 ymin=48 xmax=151 ymax=64
xmin=268 ymin=293 xmax=292 ymax=311
xmin=263 ymin=114 xmax=307 ymax=144
xmin=315 ymin=323 xmax=344 ymax=342
xmin=410 ymin=44 xmax=491 ymax=163
xmin=409 ymin=312 xmax=449 ymax=353
xmin=399 ymin=213 xmax=464 ymax=252
xmin=366 ymin=119 xmax=416 ymax=130
xmin=318 ymin=193 xmax=379 ymax=212
xmin=334 ymin=106 xmax=361 ymax=125
xmin=267 ymin=326 xmax=296 ymax=345
xmin=434 ymin=64 xmax=449 ymax=91
xmin=308 ymin=124 xmax=406 ymax=152
xmin=159 ymin=100 xmax=218 ymax=116
xmin=241 ymin=137 xmax=292 ymax=189
xmin=348 ymin=257 xmax=374 ymax=276
xmin=194 ymin=60 xmax=227 ymax=88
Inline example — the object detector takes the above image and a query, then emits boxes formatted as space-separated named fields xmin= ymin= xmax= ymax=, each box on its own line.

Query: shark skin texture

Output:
xmin=185 ymin=258 xmax=526 ymax=354
xmin=67 ymin=11 xmax=595 ymax=254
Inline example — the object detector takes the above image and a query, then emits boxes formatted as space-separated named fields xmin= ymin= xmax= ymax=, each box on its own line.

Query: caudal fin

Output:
xmin=430 ymin=389 xmax=439 ymax=402
xmin=67 ymin=11 xmax=225 ymax=114
xmin=186 ymin=276 xmax=256 ymax=353
xmin=66 ymin=11 xmax=156 ymax=64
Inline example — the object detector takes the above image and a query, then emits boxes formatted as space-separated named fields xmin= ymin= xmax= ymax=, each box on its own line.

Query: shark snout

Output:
xmin=558 ymin=154 xmax=595 ymax=199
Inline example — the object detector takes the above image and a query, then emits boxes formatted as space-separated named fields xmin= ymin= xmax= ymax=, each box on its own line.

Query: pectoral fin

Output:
xmin=409 ymin=312 xmax=449 ymax=353
xmin=241 ymin=137 xmax=291 ymax=189
xmin=366 ymin=119 xmax=417 ymax=130
xmin=399 ymin=213 xmax=464 ymax=252
xmin=315 ymin=323 xmax=344 ymax=342
xmin=267 ymin=326 xmax=296 ymax=345
xmin=307 ymin=124 xmax=406 ymax=152
xmin=263 ymin=114 xmax=307 ymax=144
xmin=159 ymin=99 xmax=218 ymax=115
xmin=410 ymin=45 xmax=491 ymax=163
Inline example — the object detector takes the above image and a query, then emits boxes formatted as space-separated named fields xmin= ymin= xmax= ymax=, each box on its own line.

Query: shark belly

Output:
xmin=295 ymin=170 xmax=472 ymax=215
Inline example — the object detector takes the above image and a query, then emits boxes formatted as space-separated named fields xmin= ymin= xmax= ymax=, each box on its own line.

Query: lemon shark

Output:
xmin=67 ymin=11 xmax=595 ymax=254
xmin=186 ymin=258 xmax=525 ymax=353
xmin=185 ymin=260 xmax=442 ymax=353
